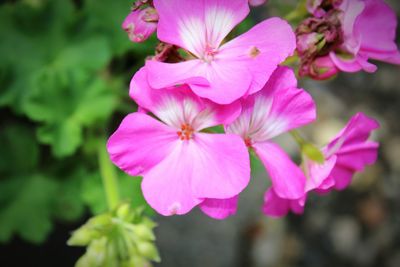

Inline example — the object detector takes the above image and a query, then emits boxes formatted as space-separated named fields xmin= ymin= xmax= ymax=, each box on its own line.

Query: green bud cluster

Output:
xmin=68 ymin=204 xmax=160 ymax=267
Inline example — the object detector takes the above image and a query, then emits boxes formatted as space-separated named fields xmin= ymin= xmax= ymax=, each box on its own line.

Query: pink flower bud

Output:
xmin=249 ymin=0 xmax=267 ymax=7
xmin=310 ymin=55 xmax=339 ymax=80
xmin=122 ymin=7 xmax=158 ymax=43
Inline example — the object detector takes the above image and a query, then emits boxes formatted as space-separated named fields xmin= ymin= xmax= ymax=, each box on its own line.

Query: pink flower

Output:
xmin=199 ymin=67 xmax=317 ymax=219
xmin=107 ymin=68 xmax=250 ymax=216
xmin=302 ymin=0 xmax=400 ymax=76
xmin=249 ymin=0 xmax=267 ymax=7
xmin=122 ymin=7 xmax=158 ymax=43
xmin=329 ymin=0 xmax=400 ymax=73
xmin=263 ymin=112 xmax=379 ymax=217
xmin=145 ymin=0 xmax=296 ymax=104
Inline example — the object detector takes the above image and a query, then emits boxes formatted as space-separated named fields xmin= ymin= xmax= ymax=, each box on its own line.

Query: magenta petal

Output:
xmin=189 ymin=60 xmax=252 ymax=104
xmin=142 ymin=142 xmax=203 ymax=216
xmin=329 ymin=52 xmax=377 ymax=73
xmin=254 ymin=142 xmax=306 ymax=199
xmin=154 ymin=0 xmax=249 ymax=56
xmin=262 ymin=188 xmax=305 ymax=217
xmin=220 ymin=18 xmax=296 ymax=95
xmin=190 ymin=133 xmax=250 ymax=199
xmin=356 ymin=0 xmax=399 ymax=54
xmin=107 ymin=113 xmax=177 ymax=176
xmin=146 ymin=60 xmax=209 ymax=89
xmin=200 ymin=196 xmax=238 ymax=220
xmin=306 ymin=155 xmax=337 ymax=192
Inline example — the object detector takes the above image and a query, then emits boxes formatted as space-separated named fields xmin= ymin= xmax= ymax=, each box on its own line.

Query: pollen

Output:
xmin=249 ymin=46 xmax=261 ymax=58
xmin=177 ymin=123 xmax=194 ymax=140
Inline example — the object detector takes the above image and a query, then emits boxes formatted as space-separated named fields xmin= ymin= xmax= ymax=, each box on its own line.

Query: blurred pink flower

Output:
xmin=329 ymin=0 xmax=400 ymax=73
xmin=122 ymin=7 xmax=158 ymax=43
xmin=107 ymin=68 xmax=250 ymax=216
xmin=263 ymin=112 xmax=379 ymax=217
xmin=200 ymin=67 xmax=316 ymax=219
xmin=145 ymin=0 xmax=295 ymax=104
xmin=300 ymin=0 xmax=400 ymax=78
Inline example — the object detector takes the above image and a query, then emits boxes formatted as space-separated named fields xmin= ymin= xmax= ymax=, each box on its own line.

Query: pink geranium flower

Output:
xmin=263 ymin=112 xmax=379 ymax=217
xmin=329 ymin=0 xmax=400 ymax=73
xmin=122 ymin=7 xmax=158 ymax=43
xmin=145 ymin=0 xmax=296 ymax=104
xmin=199 ymin=67 xmax=316 ymax=219
xmin=107 ymin=68 xmax=250 ymax=216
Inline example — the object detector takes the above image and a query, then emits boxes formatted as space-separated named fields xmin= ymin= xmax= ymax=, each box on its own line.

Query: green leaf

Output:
xmin=24 ymin=75 xmax=117 ymax=157
xmin=81 ymin=171 xmax=153 ymax=216
xmin=0 ymin=175 xmax=58 ymax=244
xmin=0 ymin=124 xmax=39 ymax=174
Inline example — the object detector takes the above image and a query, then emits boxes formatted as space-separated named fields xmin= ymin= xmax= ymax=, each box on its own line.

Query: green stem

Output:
xmin=290 ymin=130 xmax=306 ymax=147
xmin=98 ymin=140 xmax=120 ymax=210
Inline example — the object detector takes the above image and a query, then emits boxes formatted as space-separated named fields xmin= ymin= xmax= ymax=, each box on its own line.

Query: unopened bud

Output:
xmin=122 ymin=7 xmax=158 ymax=43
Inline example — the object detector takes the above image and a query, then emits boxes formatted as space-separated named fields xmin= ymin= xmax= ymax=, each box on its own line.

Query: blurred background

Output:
xmin=0 ymin=0 xmax=399 ymax=266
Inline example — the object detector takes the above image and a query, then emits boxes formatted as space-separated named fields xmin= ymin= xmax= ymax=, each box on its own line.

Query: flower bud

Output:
xmin=122 ymin=7 xmax=158 ymax=43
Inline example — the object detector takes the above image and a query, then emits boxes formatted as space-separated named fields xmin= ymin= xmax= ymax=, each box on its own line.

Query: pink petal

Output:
xmin=326 ymin=112 xmax=380 ymax=154
xmin=226 ymin=67 xmax=316 ymax=141
xmin=142 ymin=141 xmax=203 ymax=216
xmin=305 ymin=156 xmax=337 ymax=192
xmin=145 ymin=60 xmax=209 ymax=90
xmin=107 ymin=113 xmax=177 ymax=176
xmin=190 ymin=133 xmax=250 ymax=199
xmin=335 ymin=142 xmax=379 ymax=171
xmin=219 ymin=18 xmax=296 ymax=95
xmin=249 ymin=0 xmax=267 ymax=7
xmin=254 ymin=142 xmax=306 ymax=199
xmin=199 ymin=196 xmax=239 ymax=220
xmin=355 ymin=0 xmax=399 ymax=54
xmin=131 ymin=67 xmax=241 ymax=130
xmin=329 ymin=52 xmax=377 ymax=73
xmin=262 ymin=188 xmax=305 ymax=217
xmin=153 ymin=0 xmax=249 ymax=57
xmin=339 ymin=0 xmax=365 ymax=54
xmin=189 ymin=59 xmax=252 ymax=104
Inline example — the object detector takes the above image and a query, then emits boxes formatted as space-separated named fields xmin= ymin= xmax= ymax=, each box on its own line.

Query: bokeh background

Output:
xmin=0 ymin=0 xmax=399 ymax=266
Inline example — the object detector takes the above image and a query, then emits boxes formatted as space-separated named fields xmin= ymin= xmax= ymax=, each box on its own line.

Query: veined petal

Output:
xmin=154 ymin=0 xmax=249 ymax=57
xmin=131 ymin=67 xmax=241 ymax=130
xmin=254 ymin=142 xmax=306 ymax=199
xmin=219 ymin=18 xmax=296 ymax=95
xmin=130 ymin=67 xmax=205 ymax=129
xmin=229 ymin=67 xmax=316 ymax=142
xmin=190 ymin=133 xmax=250 ymax=199
xmin=142 ymin=141 xmax=203 ymax=216
xmin=191 ymin=100 xmax=241 ymax=131
xmin=153 ymin=0 xmax=206 ymax=57
xmin=199 ymin=196 xmax=239 ymax=220
xmin=107 ymin=113 xmax=177 ymax=176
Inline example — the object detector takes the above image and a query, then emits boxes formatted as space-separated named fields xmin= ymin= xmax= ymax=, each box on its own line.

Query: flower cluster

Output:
xmin=108 ymin=0 xmax=386 ymax=219
xmin=297 ymin=0 xmax=400 ymax=79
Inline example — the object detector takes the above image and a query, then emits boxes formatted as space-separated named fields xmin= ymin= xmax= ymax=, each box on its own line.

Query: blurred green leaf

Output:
xmin=0 ymin=124 xmax=39 ymax=174
xmin=82 ymin=171 xmax=153 ymax=216
xmin=0 ymin=175 xmax=58 ymax=244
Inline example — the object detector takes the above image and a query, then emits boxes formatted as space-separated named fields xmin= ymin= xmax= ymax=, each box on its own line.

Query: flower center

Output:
xmin=177 ymin=123 xmax=194 ymax=140
xmin=203 ymin=44 xmax=218 ymax=63
xmin=244 ymin=137 xmax=253 ymax=147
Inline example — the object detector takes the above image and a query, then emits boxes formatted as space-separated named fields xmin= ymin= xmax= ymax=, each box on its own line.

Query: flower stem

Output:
xmin=98 ymin=140 xmax=120 ymax=210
